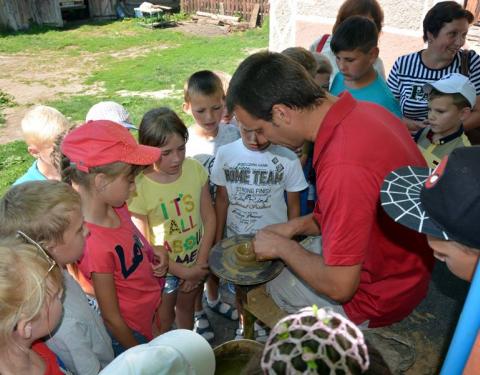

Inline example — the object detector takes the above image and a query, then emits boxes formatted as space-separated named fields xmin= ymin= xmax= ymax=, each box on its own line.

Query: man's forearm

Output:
xmin=277 ymin=241 xmax=360 ymax=303
xmin=288 ymin=213 xmax=321 ymax=237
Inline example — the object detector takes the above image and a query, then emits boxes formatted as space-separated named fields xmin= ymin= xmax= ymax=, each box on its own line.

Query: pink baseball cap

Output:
xmin=61 ymin=120 xmax=160 ymax=172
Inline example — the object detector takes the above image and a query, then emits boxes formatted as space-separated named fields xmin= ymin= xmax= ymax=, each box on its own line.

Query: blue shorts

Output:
xmin=109 ymin=330 xmax=149 ymax=357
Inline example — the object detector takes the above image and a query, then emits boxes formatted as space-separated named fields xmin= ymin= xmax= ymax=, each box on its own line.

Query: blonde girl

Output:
xmin=61 ymin=120 xmax=163 ymax=356
xmin=0 ymin=238 xmax=64 ymax=375
xmin=129 ymin=107 xmax=216 ymax=333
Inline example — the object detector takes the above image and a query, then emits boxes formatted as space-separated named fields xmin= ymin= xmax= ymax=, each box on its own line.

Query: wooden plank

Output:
xmin=245 ymin=285 xmax=287 ymax=328
xmin=196 ymin=11 xmax=240 ymax=22
xmin=248 ymin=2 xmax=259 ymax=28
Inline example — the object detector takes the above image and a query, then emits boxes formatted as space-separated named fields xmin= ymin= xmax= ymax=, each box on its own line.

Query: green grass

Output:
xmin=0 ymin=141 xmax=33 ymax=193
xmin=0 ymin=18 xmax=268 ymax=195
xmin=0 ymin=90 xmax=16 ymax=125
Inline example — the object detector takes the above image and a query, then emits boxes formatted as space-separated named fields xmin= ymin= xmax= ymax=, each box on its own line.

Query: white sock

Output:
xmin=206 ymin=294 xmax=221 ymax=307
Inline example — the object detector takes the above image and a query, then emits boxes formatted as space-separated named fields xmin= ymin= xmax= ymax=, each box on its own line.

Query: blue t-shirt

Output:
xmin=13 ymin=160 xmax=47 ymax=185
xmin=331 ymin=72 xmax=402 ymax=118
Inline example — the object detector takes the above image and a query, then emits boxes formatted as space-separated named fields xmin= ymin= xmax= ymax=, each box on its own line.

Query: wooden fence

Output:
xmin=180 ymin=0 xmax=269 ymax=25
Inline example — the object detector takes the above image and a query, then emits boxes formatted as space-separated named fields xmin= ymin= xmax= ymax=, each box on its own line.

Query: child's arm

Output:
xmin=177 ymin=182 xmax=215 ymax=292
xmin=131 ymin=213 xmax=150 ymax=241
xmin=92 ymin=272 xmax=139 ymax=349
xmin=131 ymin=212 xmax=168 ymax=277
xmin=286 ymin=191 xmax=301 ymax=220
xmin=214 ymin=185 xmax=229 ymax=243
xmin=198 ymin=181 xmax=216 ymax=264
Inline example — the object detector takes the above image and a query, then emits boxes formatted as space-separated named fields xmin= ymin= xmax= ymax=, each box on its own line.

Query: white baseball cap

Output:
xmin=86 ymin=101 xmax=137 ymax=130
xmin=423 ymin=73 xmax=476 ymax=108
xmin=99 ymin=329 xmax=215 ymax=375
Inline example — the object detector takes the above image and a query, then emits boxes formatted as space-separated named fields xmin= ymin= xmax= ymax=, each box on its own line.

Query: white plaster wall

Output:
xmin=268 ymin=0 xmax=464 ymax=51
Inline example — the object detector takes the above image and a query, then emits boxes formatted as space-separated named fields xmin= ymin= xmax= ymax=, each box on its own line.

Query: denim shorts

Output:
xmin=109 ymin=330 xmax=149 ymax=357
xmin=164 ymin=275 xmax=179 ymax=294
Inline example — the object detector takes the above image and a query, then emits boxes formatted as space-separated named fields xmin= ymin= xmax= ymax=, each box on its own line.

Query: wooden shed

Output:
xmin=0 ymin=0 xmax=121 ymax=31
xmin=89 ymin=0 xmax=117 ymax=19
xmin=0 ymin=0 xmax=63 ymax=31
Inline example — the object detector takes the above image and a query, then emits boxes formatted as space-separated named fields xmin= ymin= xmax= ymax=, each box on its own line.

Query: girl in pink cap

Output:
xmin=61 ymin=120 xmax=165 ymax=356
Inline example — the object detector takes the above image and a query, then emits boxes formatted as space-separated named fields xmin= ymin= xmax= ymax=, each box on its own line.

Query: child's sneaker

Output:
xmin=207 ymin=295 xmax=239 ymax=321
xmin=193 ymin=310 xmax=214 ymax=343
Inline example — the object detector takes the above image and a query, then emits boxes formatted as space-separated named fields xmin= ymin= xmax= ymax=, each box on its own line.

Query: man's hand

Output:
xmin=260 ymin=222 xmax=295 ymax=239
xmin=253 ymin=229 xmax=293 ymax=261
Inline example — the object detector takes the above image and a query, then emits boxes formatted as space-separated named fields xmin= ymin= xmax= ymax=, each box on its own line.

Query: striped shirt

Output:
xmin=387 ymin=50 xmax=480 ymax=121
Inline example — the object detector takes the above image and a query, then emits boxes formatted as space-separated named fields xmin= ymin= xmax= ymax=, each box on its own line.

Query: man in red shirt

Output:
xmin=227 ymin=52 xmax=434 ymax=327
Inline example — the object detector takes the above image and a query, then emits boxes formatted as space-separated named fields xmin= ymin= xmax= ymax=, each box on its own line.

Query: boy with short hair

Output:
xmin=380 ymin=146 xmax=480 ymax=374
xmin=14 ymin=105 xmax=70 ymax=185
xmin=0 ymin=180 xmax=114 ymax=374
xmin=183 ymin=70 xmax=240 ymax=342
xmin=211 ymin=126 xmax=308 ymax=238
xmin=330 ymin=16 xmax=402 ymax=118
xmin=211 ymin=117 xmax=308 ymax=339
xmin=415 ymin=73 xmax=474 ymax=168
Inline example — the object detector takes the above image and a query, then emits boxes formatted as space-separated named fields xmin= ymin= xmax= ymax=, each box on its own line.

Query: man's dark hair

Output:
xmin=423 ymin=1 xmax=473 ymax=42
xmin=331 ymin=16 xmax=378 ymax=54
xmin=226 ymin=52 xmax=326 ymax=121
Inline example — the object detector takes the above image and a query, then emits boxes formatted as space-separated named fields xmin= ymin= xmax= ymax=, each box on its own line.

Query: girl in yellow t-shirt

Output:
xmin=129 ymin=107 xmax=216 ymax=334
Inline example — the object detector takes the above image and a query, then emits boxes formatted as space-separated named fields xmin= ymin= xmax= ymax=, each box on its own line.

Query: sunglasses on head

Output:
xmin=16 ymin=230 xmax=57 ymax=273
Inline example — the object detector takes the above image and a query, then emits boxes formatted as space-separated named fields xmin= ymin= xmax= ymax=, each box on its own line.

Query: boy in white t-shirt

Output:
xmin=211 ymin=125 xmax=308 ymax=238
xmin=211 ymin=120 xmax=308 ymax=339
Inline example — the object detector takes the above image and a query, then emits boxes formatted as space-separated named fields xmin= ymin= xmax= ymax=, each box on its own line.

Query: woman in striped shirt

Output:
xmin=387 ymin=1 xmax=480 ymax=134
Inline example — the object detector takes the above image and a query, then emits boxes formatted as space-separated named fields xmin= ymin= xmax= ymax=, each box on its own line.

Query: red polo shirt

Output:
xmin=313 ymin=92 xmax=434 ymax=327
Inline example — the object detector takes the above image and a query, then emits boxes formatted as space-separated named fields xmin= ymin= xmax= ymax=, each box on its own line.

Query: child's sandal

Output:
xmin=207 ymin=297 xmax=239 ymax=321
xmin=194 ymin=311 xmax=214 ymax=343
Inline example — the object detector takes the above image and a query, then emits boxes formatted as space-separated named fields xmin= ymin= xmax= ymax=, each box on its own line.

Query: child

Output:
xmin=184 ymin=70 xmax=240 ymax=176
xmin=14 ymin=105 xmax=70 ymax=185
xmin=183 ymin=71 xmax=240 ymax=341
xmin=280 ymin=47 xmax=320 ymax=215
xmin=211 ymin=121 xmax=307 ymax=242
xmin=309 ymin=0 xmax=386 ymax=84
xmin=262 ymin=306 xmax=370 ymax=374
xmin=86 ymin=101 xmax=137 ymax=131
xmin=415 ymin=73 xmax=474 ymax=168
xmin=380 ymin=146 xmax=480 ymax=374
xmin=0 ymin=180 xmax=114 ymax=374
xmin=211 ymin=118 xmax=308 ymax=339
xmin=0 ymin=238 xmax=64 ymax=375
xmin=128 ymin=108 xmax=215 ymax=335
xmin=312 ymin=52 xmax=333 ymax=90
xmin=330 ymin=16 xmax=402 ymax=118
xmin=214 ymin=70 xmax=238 ymax=126
xmin=281 ymin=47 xmax=318 ymax=80
xmin=61 ymin=120 xmax=163 ymax=356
